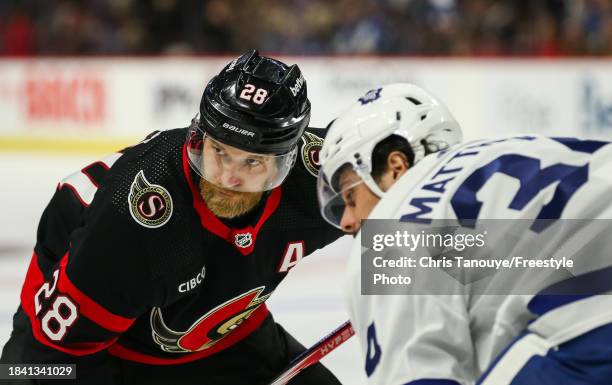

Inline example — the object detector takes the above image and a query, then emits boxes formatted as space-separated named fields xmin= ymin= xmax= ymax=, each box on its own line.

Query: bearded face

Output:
xmin=192 ymin=136 xmax=294 ymax=218
xmin=199 ymin=178 xmax=263 ymax=218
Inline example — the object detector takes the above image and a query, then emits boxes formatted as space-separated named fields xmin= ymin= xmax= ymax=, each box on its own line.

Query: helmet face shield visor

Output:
xmin=186 ymin=123 xmax=297 ymax=192
xmin=317 ymin=163 xmax=365 ymax=229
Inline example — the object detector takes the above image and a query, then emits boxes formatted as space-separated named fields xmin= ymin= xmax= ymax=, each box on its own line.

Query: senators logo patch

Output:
xmin=300 ymin=132 xmax=323 ymax=177
xmin=128 ymin=170 xmax=173 ymax=228
xmin=150 ymin=286 xmax=271 ymax=353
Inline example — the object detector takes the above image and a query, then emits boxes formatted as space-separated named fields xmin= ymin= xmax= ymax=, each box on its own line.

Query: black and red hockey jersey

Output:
xmin=11 ymin=127 xmax=342 ymax=367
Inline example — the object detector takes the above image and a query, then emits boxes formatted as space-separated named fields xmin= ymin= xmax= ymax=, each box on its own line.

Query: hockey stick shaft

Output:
xmin=268 ymin=320 xmax=354 ymax=385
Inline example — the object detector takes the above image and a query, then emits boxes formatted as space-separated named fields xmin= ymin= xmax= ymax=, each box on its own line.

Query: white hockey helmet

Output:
xmin=318 ymin=83 xmax=462 ymax=228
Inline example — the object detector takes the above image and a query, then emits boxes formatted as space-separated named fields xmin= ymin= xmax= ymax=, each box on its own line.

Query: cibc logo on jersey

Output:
xmin=128 ymin=170 xmax=173 ymax=228
xmin=178 ymin=265 xmax=206 ymax=293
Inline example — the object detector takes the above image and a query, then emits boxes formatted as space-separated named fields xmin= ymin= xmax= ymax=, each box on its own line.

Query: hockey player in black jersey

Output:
xmin=1 ymin=50 xmax=344 ymax=384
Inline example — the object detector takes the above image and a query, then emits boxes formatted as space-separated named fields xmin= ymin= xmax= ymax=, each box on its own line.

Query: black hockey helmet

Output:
xmin=198 ymin=50 xmax=311 ymax=155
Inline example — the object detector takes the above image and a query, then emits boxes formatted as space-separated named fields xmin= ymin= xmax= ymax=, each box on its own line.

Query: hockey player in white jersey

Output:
xmin=317 ymin=83 xmax=612 ymax=385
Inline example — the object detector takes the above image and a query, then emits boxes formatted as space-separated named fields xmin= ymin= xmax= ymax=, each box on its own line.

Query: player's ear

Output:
xmin=386 ymin=151 xmax=410 ymax=181
xmin=378 ymin=151 xmax=410 ymax=192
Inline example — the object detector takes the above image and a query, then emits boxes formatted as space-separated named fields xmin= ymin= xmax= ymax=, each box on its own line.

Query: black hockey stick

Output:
xmin=268 ymin=320 xmax=354 ymax=385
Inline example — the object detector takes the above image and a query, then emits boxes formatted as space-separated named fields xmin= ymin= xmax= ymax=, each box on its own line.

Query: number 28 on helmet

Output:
xmin=186 ymin=50 xmax=311 ymax=193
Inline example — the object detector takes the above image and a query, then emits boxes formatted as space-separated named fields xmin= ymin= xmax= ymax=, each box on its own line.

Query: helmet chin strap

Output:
xmin=355 ymin=168 xmax=386 ymax=198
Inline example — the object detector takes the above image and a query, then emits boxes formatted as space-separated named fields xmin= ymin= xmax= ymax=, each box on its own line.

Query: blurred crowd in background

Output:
xmin=1 ymin=0 xmax=611 ymax=56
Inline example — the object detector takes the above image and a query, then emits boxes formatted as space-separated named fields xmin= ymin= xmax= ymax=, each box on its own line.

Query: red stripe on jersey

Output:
xmin=81 ymin=161 xmax=108 ymax=188
xmin=255 ymin=187 xmax=281 ymax=234
xmin=20 ymin=253 xmax=45 ymax=318
xmin=57 ymin=253 xmax=134 ymax=333
xmin=181 ymin=142 xmax=283 ymax=255
xmin=108 ymin=304 xmax=269 ymax=365
xmin=20 ymin=253 xmax=121 ymax=356
xmin=28 ymin=316 xmax=119 ymax=356
xmin=58 ymin=183 xmax=91 ymax=207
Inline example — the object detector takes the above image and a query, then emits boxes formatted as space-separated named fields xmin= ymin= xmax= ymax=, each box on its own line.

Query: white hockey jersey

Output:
xmin=345 ymin=135 xmax=612 ymax=385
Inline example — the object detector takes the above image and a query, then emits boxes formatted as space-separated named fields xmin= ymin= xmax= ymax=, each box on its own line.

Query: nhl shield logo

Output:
xmin=358 ymin=88 xmax=382 ymax=105
xmin=300 ymin=132 xmax=323 ymax=177
xmin=128 ymin=170 xmax=173 ymax=228
xmin=234 ymin=232 xmax=253 ymax=249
